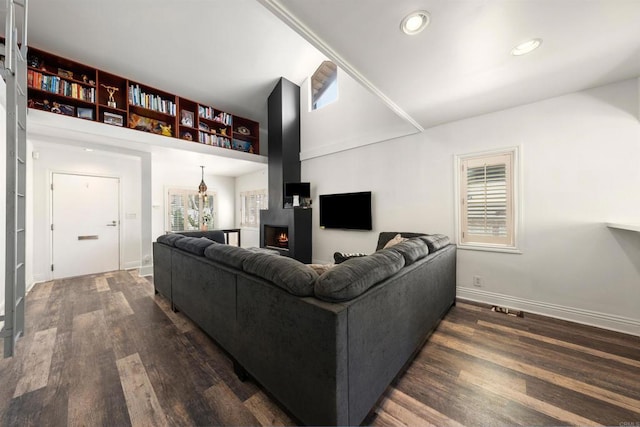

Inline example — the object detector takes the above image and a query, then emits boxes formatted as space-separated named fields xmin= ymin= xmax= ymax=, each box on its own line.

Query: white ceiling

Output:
xmin=4 ymin=0 xmax=640 ymax=150
xmin=267 ymin=0 xmax=640 ymax=129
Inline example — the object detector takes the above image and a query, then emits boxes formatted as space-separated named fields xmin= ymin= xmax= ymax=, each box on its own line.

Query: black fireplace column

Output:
xmin=259 ymin=77 xmax=312 ymax=263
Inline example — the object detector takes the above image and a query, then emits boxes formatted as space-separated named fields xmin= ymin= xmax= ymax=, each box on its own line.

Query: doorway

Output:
xmin=51 ymin=173 xmax=120 ymax=279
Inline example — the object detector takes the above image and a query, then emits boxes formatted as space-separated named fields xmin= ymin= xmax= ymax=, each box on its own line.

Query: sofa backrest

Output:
xmin=175 ymin=230 xmax=226 ymax=244
xmin=375 ymin=232 xmax=427 ymax=251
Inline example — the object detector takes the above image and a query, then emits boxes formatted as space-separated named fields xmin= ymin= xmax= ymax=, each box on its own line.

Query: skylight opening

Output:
xmin=311 ymin=61 xmax=338 ymax=111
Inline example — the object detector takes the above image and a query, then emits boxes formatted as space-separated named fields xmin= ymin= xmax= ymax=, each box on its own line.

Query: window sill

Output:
xmin=457 ymin=244 xmax=522 ymax=254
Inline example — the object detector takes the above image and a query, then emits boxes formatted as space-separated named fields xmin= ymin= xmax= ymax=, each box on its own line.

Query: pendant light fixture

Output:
xmin=198 ymin=165 xmax=208 ymax=202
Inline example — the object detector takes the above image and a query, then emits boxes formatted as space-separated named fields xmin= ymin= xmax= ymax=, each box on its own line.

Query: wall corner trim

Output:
xmin=456 ymin=286 xmax=640 ymax=337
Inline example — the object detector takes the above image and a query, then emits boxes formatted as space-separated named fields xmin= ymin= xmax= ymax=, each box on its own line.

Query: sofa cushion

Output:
xmin=174 ymin=236 xmax=215 ymax=256
xmin=178 ymin=230 xmax=226 ymax=244
xmin=157 ymin=233 xmax=186 ymax=247
xmin=204 ymin=244 xmax=254 ymax=269
xmin=308 ymin=263 xmax=336 ymax=275
xmin=376 ymin=232 xmax=427 ymax=251
xmin=419 ymin=234 xmax=450 ymax=252
xmin=315 ymin=249 xmax=406 ymax=302
xmin=246 ymin=247 xmax=281 ymax=255
xmin=243 ymin=253 xmax=318 ymax=297
xmin=388 ymin=238 xmax=429 ymax=265
xmin=333 ymin=252 xmax=368 ymax=264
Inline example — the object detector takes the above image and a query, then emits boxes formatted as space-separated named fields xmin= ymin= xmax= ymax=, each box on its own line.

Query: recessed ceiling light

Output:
xmin=84 ymin=148 xmax=94 ymax=152
xmin=401 ymin=10 xmax=430 ymax=35
xmin=511 ymin=38 xmax=542 ymax=56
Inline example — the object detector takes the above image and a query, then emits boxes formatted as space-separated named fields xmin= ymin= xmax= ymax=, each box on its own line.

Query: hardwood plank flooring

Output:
xmin=1 ymin=272 xmax=639 ymax=426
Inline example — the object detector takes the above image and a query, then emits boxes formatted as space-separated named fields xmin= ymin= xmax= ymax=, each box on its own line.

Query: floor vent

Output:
xmin=491 ymin=306 xmax=524 ymax=318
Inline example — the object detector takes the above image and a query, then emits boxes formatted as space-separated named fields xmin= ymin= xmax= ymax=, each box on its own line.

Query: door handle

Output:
xmin=106 ymin=221 xmax=117 ymax=226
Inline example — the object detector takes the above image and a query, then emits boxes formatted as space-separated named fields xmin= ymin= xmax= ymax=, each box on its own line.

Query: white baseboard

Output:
xmin=457 ymin=286 xmax=640 ymax=337
xmin=138 ymin=265 xmax=153 ymax=277
xmin=122 ymin=260 xmax=141 ymax=270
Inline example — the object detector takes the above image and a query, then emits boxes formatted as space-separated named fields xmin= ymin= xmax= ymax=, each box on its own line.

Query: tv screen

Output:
xmin=284 ymin=182 xmax=311 ymax=198
xmin=320 ymin=191 xmax=372 ymax=230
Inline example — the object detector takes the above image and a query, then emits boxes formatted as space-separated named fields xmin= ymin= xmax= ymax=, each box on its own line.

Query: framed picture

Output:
xmin=180 ymin=110 xmax=194 ymax=127
xmin=198 ymin=121 xmax=210 ymax=132
xmin=52 ymin=103 xmax=75 ymax=116
xmin=58 ymin=68 xmax=74 ymax=79
xmin=77 ymin=107 xmax=94 ymax=120
xmin=128 ymin=113 xmax=168 ymax=135
xmin=104 ymin=111 xmax=124 ymax=127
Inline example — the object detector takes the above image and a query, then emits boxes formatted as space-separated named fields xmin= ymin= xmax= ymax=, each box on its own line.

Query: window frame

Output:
xmin=454 ymin=146 xmax=522 ymax=254
xmin=239 ymin=189 xmax=267 ymax=228
xmin=165 ymin=187 xmax=216 ymax=232
xmin=310 ymin=60 xmax=338 ymax=111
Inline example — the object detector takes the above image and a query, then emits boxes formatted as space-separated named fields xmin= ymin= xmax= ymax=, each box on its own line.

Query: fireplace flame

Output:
xmin=278 ymin=233 xmax=289 ymax=244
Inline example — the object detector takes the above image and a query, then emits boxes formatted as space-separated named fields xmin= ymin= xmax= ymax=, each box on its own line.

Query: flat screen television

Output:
xmin=319 ymin=191 xmax=372 ymax=230
xmin=284 ymin=182 xmax=311 ymax=198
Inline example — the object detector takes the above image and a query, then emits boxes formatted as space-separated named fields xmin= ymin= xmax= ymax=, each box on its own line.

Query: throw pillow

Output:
xmin=308 ymin=263 xmax=335 ymax=275
xmin=383 ymin=233 xmax=408 ymax=249
xmin=333 ymin=252 xmax=368 ymax=264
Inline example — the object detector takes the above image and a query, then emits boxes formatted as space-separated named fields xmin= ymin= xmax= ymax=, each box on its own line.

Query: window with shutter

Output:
xmin=240 ymin=189 xmax=267 ymax=228
xmin=167 ymin=188 xmax=216 ymax=232
xmin=456 ymin=148 xmax=519 ymax=251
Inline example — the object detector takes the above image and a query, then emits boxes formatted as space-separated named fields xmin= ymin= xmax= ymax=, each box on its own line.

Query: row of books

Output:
xmin=198 ymin=105 xmax=232 ymax=126
xmin=27 ymin=70 xmax=96 ymax=102
xmin=129 ymin=84 xmax=176 ymax=116
xmin=199 ymin=132 xmax=232 ymax=148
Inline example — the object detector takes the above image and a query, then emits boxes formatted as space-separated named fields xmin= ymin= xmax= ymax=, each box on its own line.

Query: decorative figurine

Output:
xmin=160 ymin=124 xmax=172 ymax=137
xmin=101 ymin=84 xmax=119 ymax=108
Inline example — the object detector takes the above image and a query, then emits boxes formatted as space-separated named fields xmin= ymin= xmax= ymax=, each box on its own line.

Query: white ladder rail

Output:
xmin=2 ymin=0 xmax=28 ymax=358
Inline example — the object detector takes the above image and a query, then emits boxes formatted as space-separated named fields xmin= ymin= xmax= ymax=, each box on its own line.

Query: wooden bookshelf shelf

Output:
xmin=24 ymin=45 xmax=260 ymax=154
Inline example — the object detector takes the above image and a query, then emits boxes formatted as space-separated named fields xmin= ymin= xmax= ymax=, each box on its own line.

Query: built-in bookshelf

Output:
xmin=24 ymin=45 xmax=260 ymax=154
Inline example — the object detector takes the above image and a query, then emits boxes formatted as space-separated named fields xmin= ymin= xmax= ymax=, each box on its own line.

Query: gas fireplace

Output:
xmin=264 ymin=225 xmax=289 ymax=250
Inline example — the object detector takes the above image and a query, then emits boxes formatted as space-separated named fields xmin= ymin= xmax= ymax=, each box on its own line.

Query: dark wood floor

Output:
xmin=1 ymin=270 xmax=639 ymax=426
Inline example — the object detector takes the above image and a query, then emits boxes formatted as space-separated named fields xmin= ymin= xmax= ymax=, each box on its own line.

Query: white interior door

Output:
xmin=52 ymin=173 xmax=120 ymax=279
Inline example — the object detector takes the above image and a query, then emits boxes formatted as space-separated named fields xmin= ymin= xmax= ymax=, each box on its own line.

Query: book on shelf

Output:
xmin=198 ymin=131 xmax=231 ymax=148
xmin=128 ymin=84 xmax=176 ymax=116
xmin=27 ymin=69 xmax=96 ymax=102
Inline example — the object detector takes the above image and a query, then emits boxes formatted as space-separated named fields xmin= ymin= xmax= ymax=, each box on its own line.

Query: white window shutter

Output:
xmin=460 ymin=153 xmax=514 ymax=246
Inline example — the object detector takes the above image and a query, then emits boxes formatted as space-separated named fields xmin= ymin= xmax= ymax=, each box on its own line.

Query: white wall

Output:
xmin=300 ymin=68 xmax=418 ymax=161
xmin=235 ymin=166 xmax=268 ymax=248
xmin=151 ymin=160 xmax=236 ymax=241
xmin=302 ymin=78 xmax=640 ymax=335
xmin=31 ymin=142 xmax=142 ymax=282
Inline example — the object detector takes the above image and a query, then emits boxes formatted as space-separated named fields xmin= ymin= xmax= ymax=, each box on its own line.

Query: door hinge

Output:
xmin=51 ymin=264 xmax=54 ymax=272
xmin=51 ymin=224 xmax=54 ymax=231
xmin=51 ymin=183 xmax=54 ymax=190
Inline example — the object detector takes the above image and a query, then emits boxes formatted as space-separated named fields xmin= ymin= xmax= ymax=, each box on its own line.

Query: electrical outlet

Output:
xmin=473 ymin=276 xmax=482 ymax=287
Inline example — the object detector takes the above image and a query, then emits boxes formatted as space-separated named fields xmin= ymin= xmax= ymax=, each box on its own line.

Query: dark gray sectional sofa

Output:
xmin=153 ymin=231 xmax=456 ymax=426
